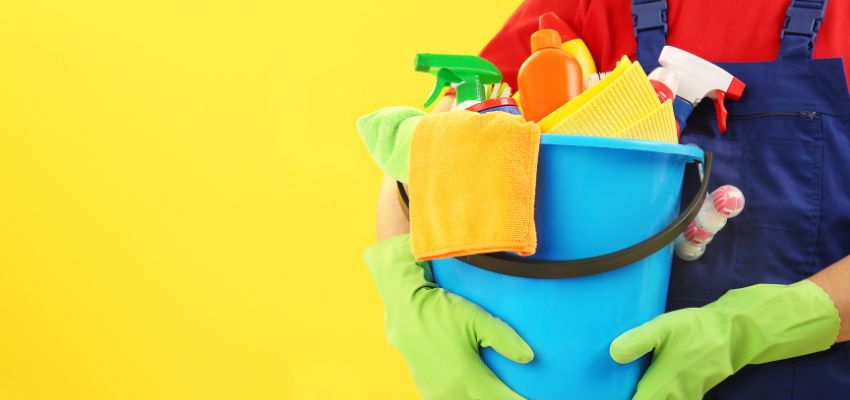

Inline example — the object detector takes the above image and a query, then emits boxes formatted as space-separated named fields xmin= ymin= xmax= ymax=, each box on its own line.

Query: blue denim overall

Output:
xmin=633 ymin=0 xmax=850 ymax=398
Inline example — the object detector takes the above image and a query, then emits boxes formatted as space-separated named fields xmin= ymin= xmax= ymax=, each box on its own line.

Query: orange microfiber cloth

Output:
xmin=409 ymin=110 xmax=541 ymax=261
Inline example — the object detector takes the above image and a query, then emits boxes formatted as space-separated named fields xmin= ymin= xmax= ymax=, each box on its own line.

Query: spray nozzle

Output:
xmin=658 ymin=46 xmax=746 ymax=133
xmin=414 ymin=53 xmax=502 ymax=108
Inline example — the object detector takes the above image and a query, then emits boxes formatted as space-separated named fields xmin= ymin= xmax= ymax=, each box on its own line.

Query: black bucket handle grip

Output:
xmin=398 ymin=151 xmax=712 ymax=279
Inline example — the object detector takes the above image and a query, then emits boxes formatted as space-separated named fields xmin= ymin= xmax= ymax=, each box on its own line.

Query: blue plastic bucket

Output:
xmin=430 ymin=134 xmax=708 ymax=400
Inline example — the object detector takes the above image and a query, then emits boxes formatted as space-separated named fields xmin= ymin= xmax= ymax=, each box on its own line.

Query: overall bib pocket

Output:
xmin=670 ymin=111 xmax=823 ymax=305
xmin=730 ymin=112 xmax=823 ymax=285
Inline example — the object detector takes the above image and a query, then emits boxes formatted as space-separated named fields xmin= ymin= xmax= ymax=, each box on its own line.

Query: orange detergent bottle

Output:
xmin=518 ymin=29 xmax=583 ymax=122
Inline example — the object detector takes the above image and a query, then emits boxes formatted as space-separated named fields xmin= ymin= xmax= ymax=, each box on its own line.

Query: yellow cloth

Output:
xmin=538 ymin=56 xmax=633 ymax=132
xmin=409 ymin=110 xmax=541 ymax=261
xmin=614 ymin=100 xmax=677 ymax=143
xmin=539 ymin=57 xmax=678 ymax=144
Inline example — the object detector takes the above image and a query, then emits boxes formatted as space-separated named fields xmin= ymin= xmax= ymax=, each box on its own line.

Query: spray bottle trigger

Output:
xmin=713 ymin=90 xmax=729 ymax=133
xmin=424 ymin=78 xmax=448 ymax=108
xmin=424 ymin=69 xmax=461 ymax=108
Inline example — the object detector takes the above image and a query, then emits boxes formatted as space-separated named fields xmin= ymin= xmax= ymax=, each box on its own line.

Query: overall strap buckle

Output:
xmin=632 ymin=0 xmax=668 ymax=37
xmin=781 ymin=1 xmax=827 ymax=41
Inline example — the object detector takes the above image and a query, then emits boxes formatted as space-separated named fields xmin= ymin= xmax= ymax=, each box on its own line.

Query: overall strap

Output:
xmin=632 ymin=0 xmax=668 ymax=70
xmin=779 ymin=0 xmax=828 ymax=60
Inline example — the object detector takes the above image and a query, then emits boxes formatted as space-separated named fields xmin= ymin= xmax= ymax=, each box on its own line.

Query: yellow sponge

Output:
xmin=538 ymin=57 xmax=678 ymax=144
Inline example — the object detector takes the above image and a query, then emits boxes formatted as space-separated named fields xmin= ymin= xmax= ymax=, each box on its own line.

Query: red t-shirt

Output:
xmin=481 ymin=0 xmax=850 ymax=92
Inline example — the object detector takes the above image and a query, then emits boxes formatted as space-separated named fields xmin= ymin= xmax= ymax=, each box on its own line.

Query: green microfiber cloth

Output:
xmin=357 ymin=106 xmax=424 ymax=183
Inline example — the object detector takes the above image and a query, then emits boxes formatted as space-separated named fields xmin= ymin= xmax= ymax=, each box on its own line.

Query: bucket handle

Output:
xmin=398 ymin=151 xmax=713 ymax=279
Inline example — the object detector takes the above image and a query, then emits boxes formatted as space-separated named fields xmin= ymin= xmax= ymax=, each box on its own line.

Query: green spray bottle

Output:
xmin=415 ymin=54 xmax=521 ymax=115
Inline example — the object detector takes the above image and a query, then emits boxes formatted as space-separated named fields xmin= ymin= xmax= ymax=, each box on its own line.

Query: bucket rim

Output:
xmin=541 ymin=134 xmax=704 ymax=162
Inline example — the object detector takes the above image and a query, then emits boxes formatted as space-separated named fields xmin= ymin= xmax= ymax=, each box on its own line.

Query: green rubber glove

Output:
xmin=365 ymin=234 xmax=533 ymax=400
xmin=610 ymin=280 xmax=841 ymax=400
xmin=357 ymin=106 xmax=424 ymax=183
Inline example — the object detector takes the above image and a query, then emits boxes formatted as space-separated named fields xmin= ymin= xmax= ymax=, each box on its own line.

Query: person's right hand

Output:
xmin=365 ymin=234 xmax=533 ymax=399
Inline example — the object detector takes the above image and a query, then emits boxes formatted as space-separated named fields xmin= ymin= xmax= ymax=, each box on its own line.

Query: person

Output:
xmin=363 ymin=1 xmax=850 ymax=398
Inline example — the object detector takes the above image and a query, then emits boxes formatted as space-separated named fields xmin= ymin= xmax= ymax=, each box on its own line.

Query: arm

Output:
xmin=809 ymin=254 xmax=850 ymax=342
xmin=376 ymin=176 xmax=409 ymax=241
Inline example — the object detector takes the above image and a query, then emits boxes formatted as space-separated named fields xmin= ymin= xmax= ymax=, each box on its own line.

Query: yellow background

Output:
xmin=0 ymin=0 xmax=518 ymax=398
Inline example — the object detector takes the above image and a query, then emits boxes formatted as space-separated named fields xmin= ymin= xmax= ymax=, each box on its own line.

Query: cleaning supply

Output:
xmin=655 ymin=46 xmax=746 ymax=133
xmin=408 ymin=111 xmax=541 ymax=261
xmin=364 ymin=235 xmax=532 ymax=400
xmin=415 ymin=54 xmax=520 ymax=115
xmin=610 ymin=280 xmax=840 ymax=400
xmin=675 ymin=185 xmax=745 ymax=261
xmin=356 ymin=106 xmax=425 ymax=183
xmin=432 ymin=135 xmax=710 ymax=399
xmin=517 ymin=29 xmax=582 ymax=122
xmin=538 ymin=12 xmax=597 ymax=87
xmin=615 ymin=101 xmax=677 ymax=142
xmin=539 ymin=56 xmax=678 ymax=144
xmin=414 ymin=53 xmax=502 ymax=109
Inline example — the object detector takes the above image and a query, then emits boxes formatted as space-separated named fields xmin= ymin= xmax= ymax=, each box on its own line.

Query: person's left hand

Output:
xmin=609 ymin=280 xmax=841 ymax=400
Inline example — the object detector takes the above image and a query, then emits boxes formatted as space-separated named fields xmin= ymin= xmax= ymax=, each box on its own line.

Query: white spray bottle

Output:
xmin=651 ymin=46 xmax=746 ymax=135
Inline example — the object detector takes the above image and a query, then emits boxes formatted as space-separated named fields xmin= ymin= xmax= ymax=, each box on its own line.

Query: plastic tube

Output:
xmin=675 ymin=185 xmax=745 ymax=261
